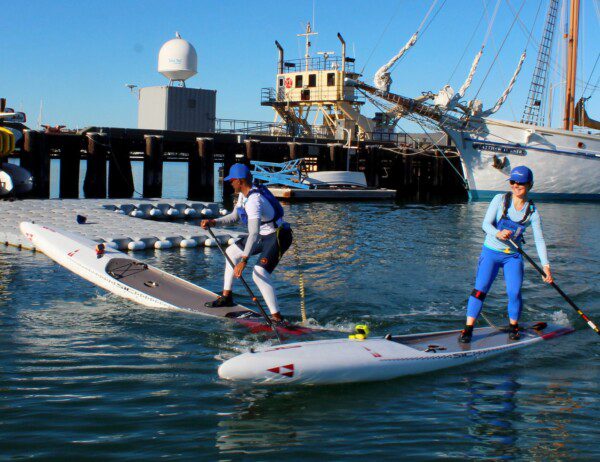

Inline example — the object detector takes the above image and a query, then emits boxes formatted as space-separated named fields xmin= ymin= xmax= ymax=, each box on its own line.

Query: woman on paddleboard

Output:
xmin=459 ymin=166 xmax=553 ymax=343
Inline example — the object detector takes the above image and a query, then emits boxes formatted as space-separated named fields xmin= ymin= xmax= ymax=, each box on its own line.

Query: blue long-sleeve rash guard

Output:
xmin=482 ymin=193 xmax=550 ymax=267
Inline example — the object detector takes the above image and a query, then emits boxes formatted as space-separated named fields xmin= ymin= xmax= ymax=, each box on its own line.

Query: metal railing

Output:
xmin=279 ymin=56 xmax=355 ymax=73
xmin=214 ymin=118 xmax=287 ymax=135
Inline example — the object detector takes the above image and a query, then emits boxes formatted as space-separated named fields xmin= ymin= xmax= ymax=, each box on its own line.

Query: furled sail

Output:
xmin=374 ymin=33 xmax=418 ymax=92
xmin=434 ymin=49 xmax=484 ymax=110
xmin=481 ymin=51 xmax=526 ymax=117
xmin=574 ymin=98 xmax=600 ymax=130
xmin=458 ymin=49 xmax=483 ymax=99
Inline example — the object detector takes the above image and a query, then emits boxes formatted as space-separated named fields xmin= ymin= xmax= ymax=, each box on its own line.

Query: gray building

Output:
xmin=138 ymin=86 xmax=216 ymax=132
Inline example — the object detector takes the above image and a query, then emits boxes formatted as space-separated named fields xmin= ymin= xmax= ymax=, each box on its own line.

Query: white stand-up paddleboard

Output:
xmin=19 ymin=222 xmax=320 ymax=337
xmin=219 ymin=323 xmax=574 ymax=385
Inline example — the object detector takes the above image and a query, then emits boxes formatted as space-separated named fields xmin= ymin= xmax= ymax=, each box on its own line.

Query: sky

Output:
xmin=2 ymin=0 xmax=599 ymax=132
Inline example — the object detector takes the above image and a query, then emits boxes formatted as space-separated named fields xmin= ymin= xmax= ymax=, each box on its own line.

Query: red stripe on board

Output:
xmin=541 ymin=327 xmax=576 ymax=340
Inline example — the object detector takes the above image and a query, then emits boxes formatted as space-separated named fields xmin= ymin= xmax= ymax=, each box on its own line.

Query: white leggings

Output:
xmin=223 ymin=244 xmax=280 ymax=315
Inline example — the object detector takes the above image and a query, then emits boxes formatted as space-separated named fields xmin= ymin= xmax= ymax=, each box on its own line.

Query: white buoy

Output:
xmin=204 ymin=238 xmax=217 ymax=247
xmin=179 ymin=238 xmax=197 ymax=248
xmin=166 ymin=208 xmax=180 ymax=217
xmin=149 ymin=208 xmax=163 ymax=218
xmin=227 ymin=237 xmax=237 ymax=246
xmin=114 ymin=209 xmax=126 ymax=215
xmin=219 ymin=208 xmax=228 ymax=216
xmin=130 ymin=210 xmax=145 ymax=218
xmin=104 ymin=241 xmax=119 ymax=250
xmin=154 ymin=240 xmax=173 ymax=249
xmin=201 ymin=208 xmax=213 ymax=216
xmin=128 ymin=241 xmax=146 ymax=251
xmin=184 ymin=208 xmax=198 ymax=217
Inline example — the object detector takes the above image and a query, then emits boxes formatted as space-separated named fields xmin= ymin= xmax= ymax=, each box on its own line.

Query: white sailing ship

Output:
xmin=352 ymin=0 xmax=600 ymax=200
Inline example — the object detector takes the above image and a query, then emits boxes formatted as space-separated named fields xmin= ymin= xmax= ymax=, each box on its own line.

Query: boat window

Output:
xmin=295 ymin=75 xmax=303 ymax=88
xmin=278 ymin=77 xmax=284 ymax=87
xmin=327 ymin=73 xmax=335 ymax=86
xmin=308 ymin=74 xmax=317 ymax=87
xmin=301 ymin=89 xmax=310 ymax=101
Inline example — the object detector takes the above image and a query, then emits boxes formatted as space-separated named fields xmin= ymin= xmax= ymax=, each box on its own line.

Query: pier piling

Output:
xmin=21 ymin=130 xmax=50 ymax=199
xmin=287 ymin=142 xmax=300 ymax=160
xmin=143 ymin=135 xmax=163 ymax=198
xmin=108 ymin=138 xmax=134 ymax=198
xmin=59 ymin=135 xmax=81 ymax=199
xmin=365 ymin=145 xmax=379 ymax=187
xmin=189 ymin=137 xmax=214 ymax=201
xmin=245 ymin=139 xmax=261 ymax=161
xmin=328 ymin=143 xmax=346 ymax=171
xmin=83 ymin=133 xmax=107 ymax=198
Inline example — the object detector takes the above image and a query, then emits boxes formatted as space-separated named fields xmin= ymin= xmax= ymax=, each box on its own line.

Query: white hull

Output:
xmin=219 ymin=324 xmax=573 ymax=386
xmin=0 ymin=163 xmax=33 ymax=196
xmin=305 ymin=171 xmax=368 ymax=188
xmin=446 ymin=118 xmax=600 ymax=200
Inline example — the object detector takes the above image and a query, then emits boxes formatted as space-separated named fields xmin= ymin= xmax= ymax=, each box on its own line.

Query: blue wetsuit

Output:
xmin=467 ymin=193 xmax=549 ymax=321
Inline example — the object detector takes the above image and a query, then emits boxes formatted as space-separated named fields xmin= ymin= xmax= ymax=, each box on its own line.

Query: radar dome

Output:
xmin=158 ymin=32 xmax=198 ymax=82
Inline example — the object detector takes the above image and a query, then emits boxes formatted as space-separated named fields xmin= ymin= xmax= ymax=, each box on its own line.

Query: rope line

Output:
xmin=473 ymin=0 xmax=527 ymax=102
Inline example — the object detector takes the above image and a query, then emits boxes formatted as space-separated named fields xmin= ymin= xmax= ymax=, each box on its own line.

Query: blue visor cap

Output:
xmin=224 ymin=163 xmax=251 ymax=181
xmin=508 ymin=166 xmax=533 ymax=183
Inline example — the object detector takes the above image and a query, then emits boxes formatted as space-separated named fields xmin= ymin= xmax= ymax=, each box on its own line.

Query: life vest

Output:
xmin=495 ymin=192 xmax=535 ymax=245
xmin=237 ymin=184 xmax=285 ymax=227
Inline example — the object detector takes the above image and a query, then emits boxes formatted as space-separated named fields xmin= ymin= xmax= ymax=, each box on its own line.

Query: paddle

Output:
xmin=508 ymin=239 xmax=600 ymax=336
xmin=206 ymin=226 xmax=283 ymax=343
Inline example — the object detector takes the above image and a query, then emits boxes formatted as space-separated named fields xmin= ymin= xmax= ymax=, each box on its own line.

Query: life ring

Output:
xmin=284 ymin=77 xmax=293 ymax=89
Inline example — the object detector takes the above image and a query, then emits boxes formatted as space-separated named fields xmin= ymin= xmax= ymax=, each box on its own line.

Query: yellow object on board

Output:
xmin=0 ymin=127 xmax=16 ymax=157
xmin=349 ymin=324 xmax=370 ymax=340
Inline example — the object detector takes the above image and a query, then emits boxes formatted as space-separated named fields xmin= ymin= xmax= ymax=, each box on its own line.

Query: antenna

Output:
xmin=125 ymin=84 xmax=138 ymax=94
xmin=317 ymin=51 xmax=335 ymax=69
xmin=37 ymin=99 xmax=43 ymax=129
xmin=298 ymin=22 xmax=318 ymax=70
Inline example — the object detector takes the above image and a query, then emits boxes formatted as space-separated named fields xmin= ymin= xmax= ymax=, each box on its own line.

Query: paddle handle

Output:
xmin=207 ymin=227 xmax=283 ymax=343
xmin=509 ymin=239 xmax=600 ymax=336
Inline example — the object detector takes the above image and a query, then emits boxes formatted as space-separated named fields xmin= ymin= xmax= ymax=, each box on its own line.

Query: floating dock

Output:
xmin=270 ymin=187 xmax=396 ymax=200
xmin=0 ymin=199 xmax=243 ymax=251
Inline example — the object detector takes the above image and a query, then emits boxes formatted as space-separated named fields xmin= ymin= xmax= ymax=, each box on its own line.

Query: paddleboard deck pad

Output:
xmin=20 ymin=222 xmax=317 ymax=337
xmin=218 ymin=322 xmax=575 ymax=385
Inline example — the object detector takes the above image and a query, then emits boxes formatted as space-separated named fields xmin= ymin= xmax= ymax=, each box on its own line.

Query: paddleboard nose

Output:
xmin=19 ymin=221 xmax=37 ymax=239
xmin=218 ymin=355 xmax=254 ymax=381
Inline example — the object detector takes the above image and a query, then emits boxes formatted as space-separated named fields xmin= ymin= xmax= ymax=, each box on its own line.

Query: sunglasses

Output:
xmin=509 ymin=180 xmax=528 ymax=186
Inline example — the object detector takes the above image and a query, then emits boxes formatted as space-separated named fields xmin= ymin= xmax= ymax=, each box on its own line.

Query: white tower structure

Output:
xmin=138 ymin=32 xmax=216 ymax=132
xmin=158 ymin=32 xmax=198 ymax=87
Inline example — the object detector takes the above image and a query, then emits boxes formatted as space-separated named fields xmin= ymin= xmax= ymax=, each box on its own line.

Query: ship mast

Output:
xmin=298 ymin=22 xmax=318 ymax=71
xmin=563 ymin=0 xmax=580 ymax=131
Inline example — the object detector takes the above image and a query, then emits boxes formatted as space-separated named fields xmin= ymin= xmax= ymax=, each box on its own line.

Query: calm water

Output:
xmin=1 ymin=167 xmax=599 ymax=460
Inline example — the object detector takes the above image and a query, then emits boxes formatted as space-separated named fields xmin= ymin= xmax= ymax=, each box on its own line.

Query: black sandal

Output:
xmin=508 ymin=324 xmax=520 ymax=341
xmin=458 ymin=326 xmax=473 ymax=344
xmin=205 ymin=295 xmax=235 ymax=308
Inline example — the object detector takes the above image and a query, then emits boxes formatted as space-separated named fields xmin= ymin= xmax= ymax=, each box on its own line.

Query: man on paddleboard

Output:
xmin=460 ymin=166 xmax=554 ymax=343
xmin=201 ymin=163 xmax=293 ymax=324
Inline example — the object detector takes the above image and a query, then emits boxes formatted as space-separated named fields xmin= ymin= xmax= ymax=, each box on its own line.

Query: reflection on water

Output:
xmin=465 ymin=375 xmax=522 ymax=459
